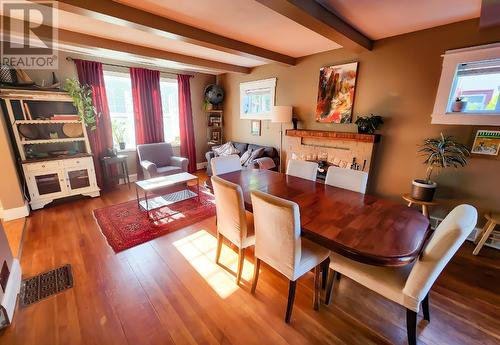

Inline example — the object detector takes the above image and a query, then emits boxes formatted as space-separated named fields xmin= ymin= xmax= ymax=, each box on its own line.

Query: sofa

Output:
xmin=137 ymin=142 xmax=189 ymax=179
xmin=205 ymin=142 xmax=279 ymax=176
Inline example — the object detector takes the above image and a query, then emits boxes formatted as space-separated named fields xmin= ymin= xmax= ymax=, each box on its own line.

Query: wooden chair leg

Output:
xmin=251 ymin=258 xmax=261 ymax=294
xmin=215 ymin=232 xmax=223 ymax=264
xmin=406 ymin=309 xmax=417 ymax=345
xmin=473 ymin=221 xmax=496 ymax=255
xmin=285 ymin=280 xmax=297 ymax=323
xmin=473 ymin=220 xmax=490 ymax=243
xmin=321 ymin=257 xmax=330 ymax=290
xmin=313 ymin=265 xmax=321 ymax=310
xmin=421 ymin=205 xmax=429 ymax=218
xmin=236 ymin=248 xmax=245 ymax=285
xmin=422 ymin=293 xmax=430 ymax=321
xmin=324 ymin=270 xmax=337 ymax=305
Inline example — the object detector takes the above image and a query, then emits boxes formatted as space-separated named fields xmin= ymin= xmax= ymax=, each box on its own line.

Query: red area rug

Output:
xmin=93 ymin=188 xmax=215 ymax=252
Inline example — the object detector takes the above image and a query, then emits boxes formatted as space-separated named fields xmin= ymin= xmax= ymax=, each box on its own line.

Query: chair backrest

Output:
xmin=250 ymin=190 xmax=302 ymax=280
xmin=325 ymin=166 xmax=368 ymax=194
xmin=137 ymin=142 xmax=173 ymax=167
xmin=211 ymin=155 xmax=242 ymax=176
xmin=403 ymin=204 xmax=477 ymax=303
xmin=211 ymin=176 xmax=249 ymax=247
xmin=286 ymin=160 xmax=318 ymax=182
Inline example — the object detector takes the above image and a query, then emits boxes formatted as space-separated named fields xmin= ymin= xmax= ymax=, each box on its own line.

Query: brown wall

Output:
xmin=0 ymin=111 xmax=25 ymax=210
xmin=219 ymin=19 xmax=500 ymax=219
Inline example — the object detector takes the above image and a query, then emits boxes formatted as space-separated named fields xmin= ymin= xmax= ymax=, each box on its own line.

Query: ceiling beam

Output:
xmin=2 ymin=16 xmax=250 ymax=74
xmin=255 ymin=0 xmax=372 ymax=52
xmin=480 ymin=0 xmax=500 ymax=29
xmin=54 ymin=0 xmax=296 ymax=66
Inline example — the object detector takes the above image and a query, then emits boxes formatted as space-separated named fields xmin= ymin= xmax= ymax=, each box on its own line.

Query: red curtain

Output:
xmin=130 ymin=67 xmax=164 ymax=180
xmin=130 ymin=67 xmax=164 ymax=145
xmin=178 ymin=75 xmax=197 ymax=173
xmin=74 ymin=59 xmax=113 ymax=189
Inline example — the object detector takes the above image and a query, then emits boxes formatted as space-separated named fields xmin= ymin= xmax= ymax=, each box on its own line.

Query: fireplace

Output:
xmin=284 ymin=129 xmax=380 ymax=182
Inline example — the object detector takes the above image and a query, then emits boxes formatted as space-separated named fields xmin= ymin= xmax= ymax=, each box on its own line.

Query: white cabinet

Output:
xmin=23 ymin=156 xmax=99 ymax=210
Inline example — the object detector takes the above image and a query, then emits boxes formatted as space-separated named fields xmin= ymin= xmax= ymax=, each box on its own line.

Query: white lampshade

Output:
xmin=271 ymin=106 xmax=292 ymax=123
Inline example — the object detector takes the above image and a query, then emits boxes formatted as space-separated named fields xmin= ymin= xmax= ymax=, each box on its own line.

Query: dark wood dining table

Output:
xmin=217 ymin=169 xmax=431 ymax=267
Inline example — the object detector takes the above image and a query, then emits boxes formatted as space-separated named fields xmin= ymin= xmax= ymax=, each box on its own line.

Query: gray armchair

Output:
xmin=137 ymin=143 xmax=188 ymax=179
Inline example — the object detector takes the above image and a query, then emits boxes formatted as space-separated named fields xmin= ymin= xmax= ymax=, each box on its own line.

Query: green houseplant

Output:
xmin=412 ymin=133 xmax=470 ymax=201
xmin=111 ymin=120 xmax=127 ymax=150
xmin=355 ymin=114 xmax=384 ymax=134
xmin=63 ymin=78 xmax=99 ymax=129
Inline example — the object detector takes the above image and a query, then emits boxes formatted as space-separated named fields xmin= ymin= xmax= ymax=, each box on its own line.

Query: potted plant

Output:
xmin=111 ymin=120 xmax=127 ymax=150
xmin=451 ymin=97 xmax=467 ymax=112
xmin=63 ymin=78 xmax=99 ymax=129
xmin=355 ymin=114 xmax=384 ymax=134
xmin=412 ymin=133 xmax=470 ymax=201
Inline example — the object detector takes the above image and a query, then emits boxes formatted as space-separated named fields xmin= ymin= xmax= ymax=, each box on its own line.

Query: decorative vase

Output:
xmin=411 ymin=179 xmax=437 ymax=202
xmin=357 ymin=125 xmax=371 ymax=134
xmin=119 ymin=142 xmax=126 ymax=150
xmin=452 ymin=101 xmax=467 ymax=112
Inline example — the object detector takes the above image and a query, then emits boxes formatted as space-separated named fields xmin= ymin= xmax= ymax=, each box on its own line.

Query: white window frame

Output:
xmin=159 ymin=77 xmax=180 ymax=147
xmin=103 ymin=69 xmax=136 ymax=149
xmin=431 ymin=43 xmax=500 ymax=125
xmin=240 ymin=78 xmax=276 ymax=120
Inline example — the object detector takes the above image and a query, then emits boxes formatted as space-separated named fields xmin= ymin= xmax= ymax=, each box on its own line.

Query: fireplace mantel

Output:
xmin=286 ymin=129 xmax=381 ymax=143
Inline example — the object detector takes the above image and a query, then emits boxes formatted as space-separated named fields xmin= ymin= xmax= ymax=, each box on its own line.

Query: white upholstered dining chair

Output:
xmin=286 ymin=159 xmax=318 ymax=181
xmin=211 ymin=176 xmax=255 ymax=285
xmin=211 ymin=155 xmax=241 ymax=176
xmin=250 ymin=190 xmax=330 ymax=323
xmin=325 ymin=166 xmax=368 ymax=194
xmin=324 ymin=204 xmax=477 ymax=345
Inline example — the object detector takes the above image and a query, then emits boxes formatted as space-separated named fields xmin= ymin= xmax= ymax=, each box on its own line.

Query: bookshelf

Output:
xmin=207 ymin=109 xmax=223 ymax=147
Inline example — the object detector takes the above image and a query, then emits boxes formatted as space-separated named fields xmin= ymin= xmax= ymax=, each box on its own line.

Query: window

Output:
xmin=103 ymin=71 xmax=181 ymax=149
xmin=432 ymin=43 xmax=500 ymax=125
xmin=448 ymin=59 xmax=500 ymax=113
xmin=239 ymin=78 xmax=276 ymax=120
xmin=160 ymin=79 xmax=180 ymax=145
xmin=104 ymin=71 xmax=136 ymax=148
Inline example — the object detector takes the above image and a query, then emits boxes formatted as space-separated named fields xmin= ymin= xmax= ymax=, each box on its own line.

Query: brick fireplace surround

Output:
xmin=284 ymin=129 xmax=380 ymax=180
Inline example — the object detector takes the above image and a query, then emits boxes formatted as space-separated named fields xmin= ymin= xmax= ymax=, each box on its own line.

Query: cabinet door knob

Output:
xmin=42 ymin=165 xmax=45 ymax=168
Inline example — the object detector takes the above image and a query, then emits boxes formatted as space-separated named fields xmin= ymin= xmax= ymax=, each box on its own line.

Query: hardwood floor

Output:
xmin=1 ymin=181 xmax=499 ymax=344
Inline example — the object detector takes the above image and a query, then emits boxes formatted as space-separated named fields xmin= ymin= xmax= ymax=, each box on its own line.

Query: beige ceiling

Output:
xmin=113 ymin=0 xmax=342 ymax=58
xmin=317 ymin=0 xmax=481 ymax=40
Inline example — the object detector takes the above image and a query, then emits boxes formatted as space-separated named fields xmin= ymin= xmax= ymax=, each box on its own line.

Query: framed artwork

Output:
xmin=471 ymin=130 xmax=500 ymax=155
xmin=210 ymin=128 xmax=221 ymax=143
xmin=240 ymin=78 xmax=276 ymax=120
xmin=315 ymin=62 xmax=358 ymax=124
xmin=251 ymin=120 xmax=261 ymax=136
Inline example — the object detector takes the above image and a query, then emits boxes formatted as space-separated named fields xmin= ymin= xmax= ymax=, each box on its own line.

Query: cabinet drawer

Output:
xmin=63 ymin=157 xmax=92 ymax=168
xmin=24 ymin=161 xmax=61 ymax=172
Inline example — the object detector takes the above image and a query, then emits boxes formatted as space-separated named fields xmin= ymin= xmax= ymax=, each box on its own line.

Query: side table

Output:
xmin=101 ymin=155 xmax=130 ymax=188
xmin=402 ymin=193 xmax=438 ymax=219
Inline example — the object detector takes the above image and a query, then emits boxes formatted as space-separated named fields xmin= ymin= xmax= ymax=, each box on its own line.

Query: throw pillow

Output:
xmin=240 ymin=148 xmax=253 ymax=166
xmin=244 ymin=147 xmax=265 ymax=166
xmin=213 ymin=142 xmax=240 ymax=156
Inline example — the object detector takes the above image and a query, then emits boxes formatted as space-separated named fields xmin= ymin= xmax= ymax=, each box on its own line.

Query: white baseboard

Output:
xmin=197 ymin=161 xmax=208 ymax=170
xmin=128 ymin=174 xmax=138 ymax=182
xmin=430 ymin=216 xmax=499 ymax=251
xmin=0 ymin=201 xmax=29 ymax=221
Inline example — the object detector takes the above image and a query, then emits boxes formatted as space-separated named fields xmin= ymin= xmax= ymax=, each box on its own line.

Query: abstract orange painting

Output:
xmin=315 ymin=62 xmax=358 ymax=123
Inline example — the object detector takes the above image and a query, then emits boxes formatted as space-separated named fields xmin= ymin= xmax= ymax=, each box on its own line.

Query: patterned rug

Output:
xmin=93 ymin=188 xmax=216 ymax=252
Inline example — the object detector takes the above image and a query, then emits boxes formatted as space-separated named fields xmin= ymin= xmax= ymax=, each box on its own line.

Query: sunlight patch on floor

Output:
xmin=173 ymin=229 xmax=254 ymax=298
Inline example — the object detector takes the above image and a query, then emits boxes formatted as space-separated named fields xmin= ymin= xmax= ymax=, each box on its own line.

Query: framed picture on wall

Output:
xmin=471 ymin=130 xmax=500 ymax=156
xmin=315 ymin=62 xmax=358 ymax=124
xmin=240 ymin=78 xmax=276 ymax=120
xmin=251 ymin=120 xmax=261 ymax=136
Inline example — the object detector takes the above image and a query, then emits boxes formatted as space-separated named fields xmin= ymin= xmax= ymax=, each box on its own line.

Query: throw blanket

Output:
xmin=254 ymin=157 xmax=276 ymax=170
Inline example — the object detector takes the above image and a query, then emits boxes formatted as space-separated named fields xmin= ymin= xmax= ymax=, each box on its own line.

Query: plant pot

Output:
xmin=411 ymin=179 xmax=437 ymax=202
xmin=119 ymin=142 xmax=126 ymax=150
xmin=452 ymin=101 xmax=467 ymax=112
xmin=357 ymin=126 xmax=372 ymax=134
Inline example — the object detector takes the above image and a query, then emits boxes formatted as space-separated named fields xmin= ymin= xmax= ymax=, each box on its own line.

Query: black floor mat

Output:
xmin=20 ymin=264 xmax=73 ymax=307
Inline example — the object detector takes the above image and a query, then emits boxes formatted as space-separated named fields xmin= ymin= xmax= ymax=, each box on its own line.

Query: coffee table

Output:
xmin=135 ymin=172 xmax=200 ymax=221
